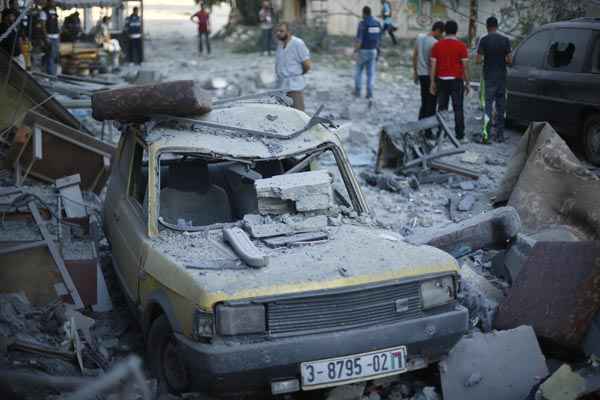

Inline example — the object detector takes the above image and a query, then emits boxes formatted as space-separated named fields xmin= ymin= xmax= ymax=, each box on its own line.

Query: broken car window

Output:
xmin=157 ymin=150 xmax=353 ymax=230
xmin=128 ymin=142 xmax=148 ymax=208
xmin=546 ymin=29 xmax=592 ymax=72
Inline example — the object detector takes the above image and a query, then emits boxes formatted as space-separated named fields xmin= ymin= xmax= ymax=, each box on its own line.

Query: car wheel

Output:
xmin=147 ymin=315 xmax=191 ymax=394
xmin=584 ymin=114 xmax=600 ymax=166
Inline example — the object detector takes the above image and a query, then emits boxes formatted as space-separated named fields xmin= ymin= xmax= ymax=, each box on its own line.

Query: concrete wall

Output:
xmin=275 ymin=0 xmax=512 ymax=39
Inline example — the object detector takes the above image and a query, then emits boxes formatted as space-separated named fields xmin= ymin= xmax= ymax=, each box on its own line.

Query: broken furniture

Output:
xmin=59 ymin=42 xmax=101 ymax=77
xmin=91 ymin=80 xmax=213 ymax=122
xmin=0 ymin=183 xmax=112 ymax=312
xmin=494 ymin=241 xmax=600 ymax=351
xmin=6 ymin=111 xmax=114 ymax=193
xmin=376 ymin=112 xmax=479 ymax=179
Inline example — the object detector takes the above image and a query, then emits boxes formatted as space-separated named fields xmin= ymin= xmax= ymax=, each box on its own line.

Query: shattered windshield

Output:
xmin=156 ymin=148 xmax=354 ymax=231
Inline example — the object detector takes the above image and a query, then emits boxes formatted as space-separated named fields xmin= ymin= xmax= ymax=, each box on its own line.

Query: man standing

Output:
xmin=380 ymin=0 xmax=397 ymax=45
xmin=125 ymin=7 xmax=142 ymax=65
xmin=28 ymin=1 xmax=47 ymax=72
xmin=258 ymin=1 xmax=274 ymax=56
xmin=354 ymin=6 xmax=381 ymax=100
xmin=476 ymin=17 xmax=512 ymax=143
xmin=275 ymin=22 xmax=311 ymax=111
xmin=413 ymin=21 xmax=444 ymax=120
xmin=191 ymin=4 xmax=210 ymax=55
xmin=430 ymin=20 xmax=470 ymax=141
xmin=40 ymin=0 xmax=60 ymax=75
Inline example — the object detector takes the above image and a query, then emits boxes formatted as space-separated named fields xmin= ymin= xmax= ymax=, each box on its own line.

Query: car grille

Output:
xmin=266 ymin=281 xmax=423 ymax=336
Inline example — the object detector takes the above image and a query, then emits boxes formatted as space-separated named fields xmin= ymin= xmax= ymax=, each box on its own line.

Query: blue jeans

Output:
xmin=261 ymin=28 xmax=273 ymax=54
xmin=355 ymin=49 xmax=377 ymax=98
xmin=46 ymin=38 xmax=60 ymax=75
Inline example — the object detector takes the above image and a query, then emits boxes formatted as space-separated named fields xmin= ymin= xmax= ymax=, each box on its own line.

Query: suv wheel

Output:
xmin=147 ymin=315 xmax=191 ymax=394
xmin=584 ymin=114 xmax=600 ymax=166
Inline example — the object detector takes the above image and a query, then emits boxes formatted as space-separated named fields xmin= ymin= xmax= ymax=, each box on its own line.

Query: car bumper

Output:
xmin=175 ymin=305 xmax=469 ymax=396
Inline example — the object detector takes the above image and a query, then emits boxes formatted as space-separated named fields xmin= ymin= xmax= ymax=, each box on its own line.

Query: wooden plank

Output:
xmin=56 ymin=174 xmax=87 ymax=218
xmin=431 ymin=160 xmax=480 ymax=179
xmin=0 ymin=241 xmax=48 ymax=255
xmin=28 ymin=201 xmax=84 ymax=309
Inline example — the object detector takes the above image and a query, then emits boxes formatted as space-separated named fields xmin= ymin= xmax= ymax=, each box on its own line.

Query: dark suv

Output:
xmin=506 ymin=18 xmax=600 ymax=164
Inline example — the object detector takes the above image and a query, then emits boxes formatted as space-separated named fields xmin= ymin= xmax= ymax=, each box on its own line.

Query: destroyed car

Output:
xmin=103 ymin=101 xmax=468 ymax=396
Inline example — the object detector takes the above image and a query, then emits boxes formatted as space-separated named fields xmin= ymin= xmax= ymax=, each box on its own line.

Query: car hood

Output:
xmin=145 ymin=223 xmax=459 ymax=309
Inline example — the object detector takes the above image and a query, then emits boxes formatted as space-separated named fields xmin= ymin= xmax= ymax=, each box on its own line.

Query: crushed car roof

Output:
xmin=144 ymin=103 xmax=341 ymax=159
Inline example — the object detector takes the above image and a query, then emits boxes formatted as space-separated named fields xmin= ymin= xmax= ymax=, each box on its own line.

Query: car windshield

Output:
xmin=156 ymin=148 xmax=354 ymax=231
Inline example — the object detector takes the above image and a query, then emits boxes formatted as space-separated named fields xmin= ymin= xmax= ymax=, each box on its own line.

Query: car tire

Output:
xmin=584 ymin=114 xmax=600 ymax=166
xmin=147 ymin=315 xmax=191 ymax=394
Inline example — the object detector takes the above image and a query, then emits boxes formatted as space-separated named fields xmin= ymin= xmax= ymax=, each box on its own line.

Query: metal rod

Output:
xmin=404 ymin=148 xmax=465 ymax=168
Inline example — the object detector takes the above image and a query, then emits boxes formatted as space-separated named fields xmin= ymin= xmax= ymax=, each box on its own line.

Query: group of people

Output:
xmin=352 ymin=6 xmax=512 ymax=143
xmin=0 ymin=0 xmax=143 ymax=75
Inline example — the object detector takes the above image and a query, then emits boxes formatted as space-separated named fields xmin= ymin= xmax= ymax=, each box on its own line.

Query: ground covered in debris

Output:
xmin=1 ymin=22 xmax=600 ymax=400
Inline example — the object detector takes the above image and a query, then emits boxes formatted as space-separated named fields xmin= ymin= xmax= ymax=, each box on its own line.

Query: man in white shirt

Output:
xmin=274 ymin=22 xmax=312 ymax=111
xmin=412 ymin=21 xmax=444 ymax=121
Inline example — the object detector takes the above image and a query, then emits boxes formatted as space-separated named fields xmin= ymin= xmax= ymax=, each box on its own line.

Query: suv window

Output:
xmin=546 ymin=29 xmax=592 ymax=72
xmin=128 ymin=141 xmax=148 ymax=207
xmin=514 ymin=30 xmax=553 ymax=68
xmin=593 ymin=33 xmax=600 ymax=74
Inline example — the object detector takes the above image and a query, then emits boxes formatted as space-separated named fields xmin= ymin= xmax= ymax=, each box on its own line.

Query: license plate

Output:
xmin=301 ymin=346 xmax=407 ymax=389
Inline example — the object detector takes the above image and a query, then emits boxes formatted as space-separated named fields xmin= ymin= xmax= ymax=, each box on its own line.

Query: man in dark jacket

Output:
xmin=40 ymin=0 xmax=60 ymax=75
xmin=354 ymin=6 xmax=381 ymax=99
xmin=125 ymin=7 xmax=143 ymax=64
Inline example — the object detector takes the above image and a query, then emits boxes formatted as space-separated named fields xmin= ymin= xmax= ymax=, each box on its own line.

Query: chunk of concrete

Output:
xmin=326 ymin=383 xmax=366 ymax=400
xmin=501 ymin=233 xmax=536 ymax=284
xmin=459 ymin=261 xmax=505 ymax=331
xmin=457 ymin=194 xmax=476 ymax=212
xmin=407 ymin=207 xmax=521 ymax=258
xmin=539 ymin=364 xmax=600 ymax=400
xmin=439 ymin=326 xmax=548 ymax=400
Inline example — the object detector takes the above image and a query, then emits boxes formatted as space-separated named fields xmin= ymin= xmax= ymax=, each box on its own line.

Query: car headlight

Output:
xmin=216 ymin=304 xmax=266 ymax=336
xmin=421 ymin=276 xmax=456 ymax=309
xmin=193 ymin=310 xmax=214 ymax=339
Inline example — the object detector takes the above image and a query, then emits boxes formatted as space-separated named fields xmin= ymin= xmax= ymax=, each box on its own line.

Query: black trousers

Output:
xmin=129 ymin=38 xmax=142 ymax=64
xmin=437 ymin=78 xmax=465 ymax=139
xmin=418 ymin=75 xmax=437 ymax=120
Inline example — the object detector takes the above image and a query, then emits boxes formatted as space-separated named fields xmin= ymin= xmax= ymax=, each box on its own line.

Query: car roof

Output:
xmin=536 ymin=18 xmax=600 ymax=32
xmin=144 ymin=103 xmax=341 ymax=159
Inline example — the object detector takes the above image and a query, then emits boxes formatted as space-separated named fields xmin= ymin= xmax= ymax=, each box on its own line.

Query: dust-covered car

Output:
xmin=103 ymin=100 xmax=468 ymax=396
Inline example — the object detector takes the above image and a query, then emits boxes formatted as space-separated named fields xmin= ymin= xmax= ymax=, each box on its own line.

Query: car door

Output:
xmin=536 ymin=28 xmax=594 ymax=134
xmin=105 ymin=134 xmax=149 ymax=303
xmin=507 ymin=29 xmax=553 ymax=123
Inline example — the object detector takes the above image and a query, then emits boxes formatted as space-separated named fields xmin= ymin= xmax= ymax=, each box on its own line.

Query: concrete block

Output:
xmin=439 ymin=326 xmax=548 ymax=400
xmin=539 ymin=364 xmax=600 ymax=400
xmin=326 ymin=383 xmax=365 ymax=400
xmin=459 ymin=261 xmax=505 ymax=331
xmin=503 ymin=233 xmax=536 ymax=284
xmin=407 ymin=207 xmax=521 ymax=258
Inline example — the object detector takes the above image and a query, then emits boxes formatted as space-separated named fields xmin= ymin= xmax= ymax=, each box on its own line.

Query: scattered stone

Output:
xmin=327 ymin=383 xmax=366 ymax=400
xmin=461 ymin=152 xmax=480 ymax=164
xmin=485 ymin=156 xmax=506 ymax=166
xmin=538 ymin=364 xmax=600 ymax=400
xmin=459 ymin=260 xmax=504 ymax=331
xmin=411 ymin=387 xmax=439 ymax=400
xmin=459 ymin=181 xmax=476 ymax=191
xmin=457 ymin=194 xmax=476 ymax=212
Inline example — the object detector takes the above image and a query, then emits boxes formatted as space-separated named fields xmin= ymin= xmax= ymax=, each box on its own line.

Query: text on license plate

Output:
xmin=301 ymin=346 xmax=407 ymax=388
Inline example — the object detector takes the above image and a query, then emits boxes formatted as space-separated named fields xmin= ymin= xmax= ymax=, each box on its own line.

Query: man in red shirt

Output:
xmin=429 ymin=20 xmax=471 ymax=140
xmin=191 ymin=4 xmax=211 ymax=55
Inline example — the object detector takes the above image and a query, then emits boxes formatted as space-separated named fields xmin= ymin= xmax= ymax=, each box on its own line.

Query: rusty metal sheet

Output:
xmin=64 ymin=260 xmax=98 ymax=307
xmin=494 ymin=241 xmax=600 ymax=349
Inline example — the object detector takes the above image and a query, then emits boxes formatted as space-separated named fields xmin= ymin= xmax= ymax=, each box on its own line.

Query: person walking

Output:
xmin=380 ymin=0 xmax=397 ymax=45
xmin=413 ymin=21 xmax=445 ymax=120
xmin=353 ymin=6 xmax=381 ymax=100
xmin=430 ymin=20 xmax=470 ymax=141
xmin=476 ymin=16 xmax=512 ymax=143
xmin=191 ymin=4 xmax=210 ymax=55
xmin=125 ymin=7 xmax=143 ymax=65
xmin=274 ymin=22 xmax=311 ymax=111
xmin=40 ymin=0 xmax=61 ymax=75
xmin=258 ymin=1 xmax=274 ymax=56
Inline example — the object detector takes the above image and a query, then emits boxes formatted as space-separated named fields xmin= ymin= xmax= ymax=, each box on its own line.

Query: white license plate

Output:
xmin=301 ymin=346 xmax=407 ymax=389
